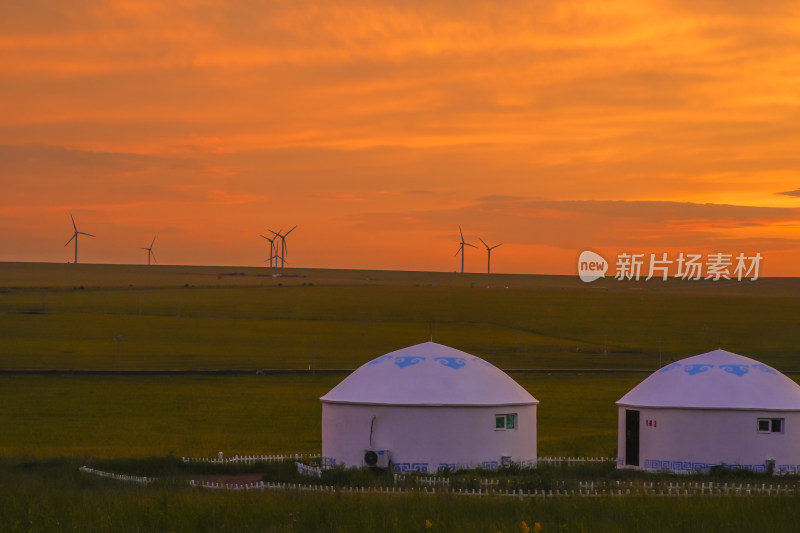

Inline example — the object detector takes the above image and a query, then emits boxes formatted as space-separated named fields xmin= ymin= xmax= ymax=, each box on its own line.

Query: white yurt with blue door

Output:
xmin=617 ymin=349 xmax=800 ymax=473
xmin=321 ymin=342 xmax=538 ymax=472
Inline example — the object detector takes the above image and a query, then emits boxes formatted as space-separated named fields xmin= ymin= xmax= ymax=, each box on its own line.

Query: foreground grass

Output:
xmin=2 ymin=459 xmax=799 ymax=533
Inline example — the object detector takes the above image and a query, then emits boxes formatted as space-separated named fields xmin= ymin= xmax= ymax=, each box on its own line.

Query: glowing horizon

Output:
xmin=1 ymin=1 xmax=799 ymax=275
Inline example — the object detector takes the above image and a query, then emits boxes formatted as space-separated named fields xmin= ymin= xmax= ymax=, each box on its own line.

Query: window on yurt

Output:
xmin=758 ymin=418 xmax=784 ymax=433
xmin=506 ymin=414 xmax=516 ymax=429
xmin=495 ymin=413 xmax=517 ymax=430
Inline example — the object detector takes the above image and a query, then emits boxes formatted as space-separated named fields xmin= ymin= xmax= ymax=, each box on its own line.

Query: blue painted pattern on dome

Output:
xmin=662 ymin=362 xmax=782 ymax=378
xmin=368 ymin=355 xmax=392 ymax=366
xmin=618 ymin=349 xmax=800 ymax=410
xmin=320 ymin=342 xmax=539 ymax=406
xmin=394 ymin=356 xmax=425 ymax=368
xmin=684 ymin=364 xmax=713 ymax=375
xmin=720 ymin=364 xmax=749 ymax=377
xmin=753 ymin=364 xmax=777 ymax=375
xmin=434 ymin=357 xmax=465 ymax=370
xmin=659 ymin=362 xmax=681 ymax=373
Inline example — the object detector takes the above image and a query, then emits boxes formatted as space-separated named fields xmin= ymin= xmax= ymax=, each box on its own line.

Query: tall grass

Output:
xmin=2 ymin=458 xmax=800 ymax=533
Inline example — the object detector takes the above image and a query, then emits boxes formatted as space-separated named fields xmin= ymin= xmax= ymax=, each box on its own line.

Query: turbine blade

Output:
xmin=479 ymin=238 xmax=488 ymax=249
xmin=150 ymin=236 xmax=156 ymax=247
xmin=65 ymin=234 xmax=76 ymax=246
xmin=492 ymin=243 xmax=503 ymax=249
xmin=465 ymin=243 xmax=477 ymax=248
xmin=454 ymin=247 xmax=462 ymax=256
xmin=79 ymin=232 xmax=96 ymax=237
xmin=151 ymin=251 xmax=157 ymax=263
xmin=285 ymin=225 xmax=297 ymax=236
xmin=459 ymin=225 xmax=464 ymax=240
xmin=70 ymin=213 xmax=77 ymax=231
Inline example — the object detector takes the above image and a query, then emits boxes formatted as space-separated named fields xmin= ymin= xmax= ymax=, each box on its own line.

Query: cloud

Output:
xmin=0 ymin=144 xmax=263 ymax=211
xmin=2 ymin=1 xmax=800 ymax=272
xmin=309 ymin=193 xmax=366 ymax=201
xmin=350 ymin=198 xmax=800 ymax=251
xmin=777 ymin=189 xmax=800 ymax=198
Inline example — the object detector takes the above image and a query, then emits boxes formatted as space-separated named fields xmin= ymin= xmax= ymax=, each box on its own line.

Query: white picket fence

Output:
xmin=79 ymin=466 xmax=153 ymax=485
xmin=80 ymin=466 xmax=798 ymax=497
xmin=181 ymin=453 xmax=320 ymax=465
xmin=182 ymin=480 xmax=797 ymax=497
xmin=296 ymin=462 xmax=322 ymax=477
xmin=181 ymin=453 xmax=613 ymax=469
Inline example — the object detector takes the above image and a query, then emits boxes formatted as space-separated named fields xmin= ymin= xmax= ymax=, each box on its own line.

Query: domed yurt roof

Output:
xmin=617 ymin=349 xmax=800 ymax=410
xmin=321 ymin=342 xmax=538 ymax=407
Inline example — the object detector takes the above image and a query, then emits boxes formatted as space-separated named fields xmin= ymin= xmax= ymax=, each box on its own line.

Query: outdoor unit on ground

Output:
xmin=363 ymin=449 xmax=390 ymax=468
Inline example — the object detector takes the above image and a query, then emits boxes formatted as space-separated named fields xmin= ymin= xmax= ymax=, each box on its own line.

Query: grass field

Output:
xmin=2 ymin=262 xmax=800 ymax=531
xmin=4 ymin=458 xmax=800 ymax=533
xmin=0 ymin=373 xmax=642 ymax=459
xmin=2 ymin=262 xmax=800 ymax=371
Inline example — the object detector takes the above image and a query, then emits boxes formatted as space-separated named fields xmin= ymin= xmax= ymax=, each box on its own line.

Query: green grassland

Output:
xmin=2 ymin=262 xmax=800 ymax=371
xmin=0 ymin=373 xmax=641 ymax=459
xmin=2 ymin=262 xmax=800 ymax=531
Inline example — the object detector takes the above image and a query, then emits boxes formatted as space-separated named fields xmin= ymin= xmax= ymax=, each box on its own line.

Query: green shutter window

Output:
xmin=495 ymin=416 xmax=505 ymax=429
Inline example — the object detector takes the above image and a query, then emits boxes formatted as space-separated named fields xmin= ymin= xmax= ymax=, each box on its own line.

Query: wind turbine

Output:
xmin=270 ymin=226 xmax=297 ymax=268
xmin=479 ymin=238 xmax=502 ymax=274
xmin=259 ymin=233 xmax=278 ymax=267
xmin=64 ymin=213 xmax=95 ymax=264
xmin=141 ymin=236 xmax=156 ymax=265
xmin=455 ymin=226 xmax=476 ymax=273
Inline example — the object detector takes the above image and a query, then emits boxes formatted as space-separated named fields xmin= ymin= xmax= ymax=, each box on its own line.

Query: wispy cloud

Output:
xmin=351 ymin=197 xmax=800 ymax=250
xmin=777 ymin=189 xmax=800 ymax=198
xmin=2 ymin=2 xmax=800 ymax=272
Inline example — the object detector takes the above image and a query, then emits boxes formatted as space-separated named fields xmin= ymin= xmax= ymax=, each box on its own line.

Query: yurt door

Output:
xmin=625 ymin=409 xmax=640 ymax=466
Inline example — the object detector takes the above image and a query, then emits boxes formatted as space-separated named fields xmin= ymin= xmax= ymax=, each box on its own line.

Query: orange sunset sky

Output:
xmin=1 ymin=1 xmax=800 ymax=275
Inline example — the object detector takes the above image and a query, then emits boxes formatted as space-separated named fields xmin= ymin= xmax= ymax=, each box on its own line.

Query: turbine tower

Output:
xmin=270 ymin=226 xmax=297 ymax=268
xmin=479 ymin=238 xmax=502 ymax=274
xmin=455 ymin=226 xmax=476 ymax=273
xmin=141 ymin=236 xmax=156 ymax=265
xmin=64 ymin=213 xmax=95 ymax=264
xmin=260 ymin=234 xmax=278 ymax=267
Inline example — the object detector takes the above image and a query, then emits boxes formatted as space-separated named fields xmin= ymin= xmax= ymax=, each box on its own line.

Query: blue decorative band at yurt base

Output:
xmin=638 ymin=458 xmax=799 ymax=473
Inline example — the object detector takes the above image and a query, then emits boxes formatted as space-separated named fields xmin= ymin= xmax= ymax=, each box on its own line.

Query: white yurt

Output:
xmin=321 ymin=342 xmax=538 ymax=472
xmin=617 ymin=349 xmax=800 ymax=473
